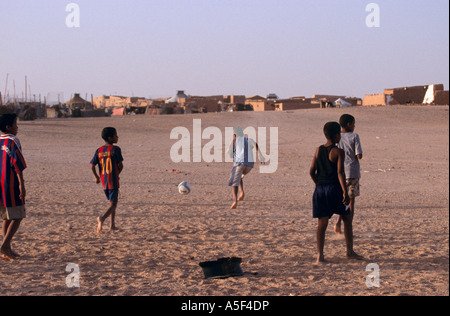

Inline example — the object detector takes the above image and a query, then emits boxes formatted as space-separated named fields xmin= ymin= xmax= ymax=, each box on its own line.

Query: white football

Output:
xmin=178 ymin=182 xmax=191 ymax=195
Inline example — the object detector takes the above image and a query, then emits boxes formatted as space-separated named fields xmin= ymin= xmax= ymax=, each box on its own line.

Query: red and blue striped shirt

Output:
xmin=0 ymin=134 xmax=27 ymax=207
xmin=90 ymin=145 xmax=123 ymax=190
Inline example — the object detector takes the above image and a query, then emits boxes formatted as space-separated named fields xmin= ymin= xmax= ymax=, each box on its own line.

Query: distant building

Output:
xmin=272 ymin=94 xmax=361 ymax=111
xmin=165 ymin=91 xmax=249 ymax=113
xmin=87 ymin=90 xmax=366 ymax=115
xmin=363 ymin=84 xmax=449 ymax=106
xmin=245 ymin=95 xmax=275 ymax=111
xmin=224 ymin=95 xmax=246 ymax=104
xmin=64 ymin=93 xmax=108 ymax=117
xmin=93 ymin=95 xmax=152 ymax=109
xmin=275 ymin=98 xmax=319 ymax=111
xmin=434 ymin=90 xmax=450 ymax=105
xmin=65 ymin=93 xmax=93 ymax=111
xmin=93 ymin=91 xmax=249 ymax=115
xmin=166 ymin=90 xmax=188 ymax=104
xmin=312 ymin=94 xmax=347 ymax=101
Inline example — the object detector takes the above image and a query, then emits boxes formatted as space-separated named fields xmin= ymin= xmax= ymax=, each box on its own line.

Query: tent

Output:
xmin=423 ymin=84 xmax=435 ymax=104
xmin=334 ymin=98 xmax=352 ymax=108
xmin=166 ymin=90 xmax=188 ymax=104
xmin=64 ymin=93 xmax=92 ymax=110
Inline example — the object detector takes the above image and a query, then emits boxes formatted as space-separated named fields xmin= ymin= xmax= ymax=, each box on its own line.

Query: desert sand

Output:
xmin=0 ymin=105 xmax=448 ymax=296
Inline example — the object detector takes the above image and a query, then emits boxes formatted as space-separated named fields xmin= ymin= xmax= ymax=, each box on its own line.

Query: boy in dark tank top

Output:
xmin=309 ymin=122 xmax=363 ymax=264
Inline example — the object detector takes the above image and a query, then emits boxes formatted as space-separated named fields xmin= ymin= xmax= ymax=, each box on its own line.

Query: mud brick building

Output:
xmin=363 ymin=84 xmax=449 ymax=106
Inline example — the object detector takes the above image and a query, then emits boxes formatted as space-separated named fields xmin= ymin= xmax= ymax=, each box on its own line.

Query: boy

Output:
xmin=310 ymin=122 xmax=363 ymax=263
xmin=0 ymin=113 xmax=27 ymax=261
xmin=335 ymin=114 xmax=363 ymax=235
xmin=90 ymin=127 xmax=124 ymax=233
xmin=227 ymin=127 xmax=265 ymax=209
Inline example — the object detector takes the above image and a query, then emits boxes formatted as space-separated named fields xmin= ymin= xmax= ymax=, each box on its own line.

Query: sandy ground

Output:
xmin=0 ymin=105 xmax=448 ymax=296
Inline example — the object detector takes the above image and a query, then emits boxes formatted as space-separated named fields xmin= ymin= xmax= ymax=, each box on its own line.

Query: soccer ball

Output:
xmin=178 ymin=182 xmax=191 ymax=195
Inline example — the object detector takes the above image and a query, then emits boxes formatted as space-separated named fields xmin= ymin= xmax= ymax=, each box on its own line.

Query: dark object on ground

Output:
xmin=199 ymin=257 xmax=244 ymax=279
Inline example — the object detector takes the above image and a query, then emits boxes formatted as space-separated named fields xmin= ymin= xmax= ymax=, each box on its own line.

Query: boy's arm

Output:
xmin=18 ymin=170 xmax=26 ymax=202
xmin=337 ymin=149 xmax=350 ymax=205
xmin=309 ymin=148 xmax=319 ymax=184
xmin=91 ymin=164 xmax=100 ymax=184
xmin=254 ymin=141 xmax=266 ymax=164
xmin=115 ymin=147 xmax=124 ymax=174
xmin=225 ymin=139 xmax=238 ymax=161
xmin=355 ymin=134 xmax=363 ymax=160
xmin=226 ymin=140 xmax=234 ymax=160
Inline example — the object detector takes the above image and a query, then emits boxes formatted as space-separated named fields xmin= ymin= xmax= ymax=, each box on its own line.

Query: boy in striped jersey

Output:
xmin=0 ymin=113 xmax=27 ymax=261
xmin=90 ymin=127 xmax=124 ymax=233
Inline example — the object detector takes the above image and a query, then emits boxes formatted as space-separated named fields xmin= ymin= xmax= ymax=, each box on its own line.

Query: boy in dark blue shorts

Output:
xmin=0 ymin=114 xmax=27 ymax=261
xmin=90 ymin=127 xmax=124 ymax=233
xmin=309 ymin=122 xmax=363 ymax=263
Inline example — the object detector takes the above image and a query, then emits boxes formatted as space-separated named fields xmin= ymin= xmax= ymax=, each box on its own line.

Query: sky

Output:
xmin=0 ymin=0 xmax=449 ymax=103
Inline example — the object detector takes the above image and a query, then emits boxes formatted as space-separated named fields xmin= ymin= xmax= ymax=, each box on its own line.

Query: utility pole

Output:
xmin=13 ymin=80 xmax=16 ymax=105
xmin=4 ymin=73 xmax=8 ymax=104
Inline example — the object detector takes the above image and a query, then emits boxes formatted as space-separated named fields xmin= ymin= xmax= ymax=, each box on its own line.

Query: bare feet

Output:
xmin=238 ymin=193 xmax=245 ymax=201
xmin=230 ymin=202 xmax=237 ymax=209
xmin=334 ymin=222 xmax=342 ymax=235
xmin=0 ymin=247 xmax=15 ymax=261
xmin=97 ymin=217 xmax=104 ymax=234
xmin=1 ymin=254 xmax=13 ymax=262
xmin=347 ymin=251 xmax=365 ymax=261
xmin=315 ymin=254 xmax=327 ymax=264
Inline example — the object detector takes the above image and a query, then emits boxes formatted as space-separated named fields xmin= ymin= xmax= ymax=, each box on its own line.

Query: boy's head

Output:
xmin=339 ymin=114 xmax=355 ymax=132
xmin=102 ymin=127 xmax=118 ymax=144
xmin=323 ymin=122 xmax=341 ymax=142
xmin=0 ymin=113 xmax=19 ymax=135
xmin=233 ymin=127 xmax=244 ymax=138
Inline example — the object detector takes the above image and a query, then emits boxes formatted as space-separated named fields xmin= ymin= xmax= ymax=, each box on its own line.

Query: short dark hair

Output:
xmin=323 ymin=122 xmax=341 ymax=140
xmin=101 ymin=127 xmax=117 ymax=142
xmin=0 ymin=113 xmax=18 ymax=133
xmin=339 ymin=114 xmax=355 ymax=129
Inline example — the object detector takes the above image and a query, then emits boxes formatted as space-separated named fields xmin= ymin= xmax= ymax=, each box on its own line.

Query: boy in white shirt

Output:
xmin=335 ymin=114 xmax=363 ymax=234
xmin=227 ymin=127 xmax=265 ymax=209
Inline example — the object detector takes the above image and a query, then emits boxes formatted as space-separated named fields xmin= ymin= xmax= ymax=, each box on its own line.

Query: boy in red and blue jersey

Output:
xmin=90 ymin=127 xmax=123 ymax=233
xmin=0 ymin=113 xmax=27 ymax=261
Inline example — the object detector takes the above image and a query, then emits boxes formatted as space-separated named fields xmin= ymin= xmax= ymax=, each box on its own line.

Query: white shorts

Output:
xmin=346 ymin=178 xmax=360 ymax=199
xmin=0 ymin=205 xmax=26 ymax=220
xmin=228 ymin=165 xmax=253 ymax=187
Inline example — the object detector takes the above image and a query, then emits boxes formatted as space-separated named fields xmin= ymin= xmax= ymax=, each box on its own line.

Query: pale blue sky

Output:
xmin=0 ymin=0 xmax=449 ymax=102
